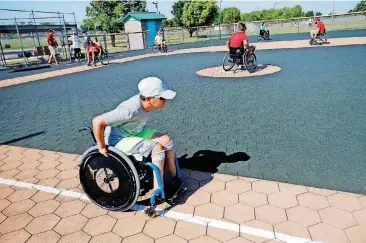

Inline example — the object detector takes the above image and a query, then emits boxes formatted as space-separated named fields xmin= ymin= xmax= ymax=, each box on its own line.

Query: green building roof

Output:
xmin=121 ymin=12 xmax=166 ymax=23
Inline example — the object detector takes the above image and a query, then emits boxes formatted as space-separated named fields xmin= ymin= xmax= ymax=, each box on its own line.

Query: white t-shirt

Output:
xmin=68 ymin=35 xmax=80 ymax=49
xmin=101 ymin=94 xmax=149 ymax=146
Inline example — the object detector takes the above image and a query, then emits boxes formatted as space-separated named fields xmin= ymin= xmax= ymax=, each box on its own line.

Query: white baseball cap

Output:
xmin=138 ymin=77 xmax=176 ymax=100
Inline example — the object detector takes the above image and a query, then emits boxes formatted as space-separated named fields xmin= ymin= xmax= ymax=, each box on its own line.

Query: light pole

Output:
xmin=332 ymin=0 xmax=335 ymax=23
xmin=274 ymin=2 xmax=278 ymax=9
xmin=152 ymin=0 xmax=159 ymax=13
xmin=219 ymin=0 xmax=223 ymax=38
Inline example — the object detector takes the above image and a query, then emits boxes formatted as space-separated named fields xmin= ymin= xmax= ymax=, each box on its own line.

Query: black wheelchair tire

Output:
xmin=257 ymin=35 xmax=261 ymax=41
xmin=79 ymin=146 xmax=140 ymax=212
xmin=244 ymin=52 xmax=257 ymax=73
xmin=100 ymin=52 xmax=110 ymax=65
xmin=222 ymin=52 xmax=235 ymax=71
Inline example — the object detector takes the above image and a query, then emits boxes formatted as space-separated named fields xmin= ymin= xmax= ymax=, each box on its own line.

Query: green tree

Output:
xmin=305 ymin=11 xmax=314 ymax=17
xmin=83 ymin=0 xmax=146 ymax=46
xmin=213 ymin=9 xmax=222 ymax=25
xmin=182 ymin=0 xmax=219 ymax=37
xmin=315 ymin=12 xmax=322 ymax=16
xmin=163 ymin=18 xmax=180 ymax=27
xmin=353 ymin=0 xmax=366 ymax=11
xmin=221 ymin=7 xmax=241 ymax=24
xmin=171 ymin=0 xmax=186 ymax=26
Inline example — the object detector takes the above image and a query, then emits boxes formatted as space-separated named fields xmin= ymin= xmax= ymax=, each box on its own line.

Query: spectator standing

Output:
xmin=68 ymin=32 xmax=81 ymax=62
xmin=47 ymin=29 xmax=59 ymax=65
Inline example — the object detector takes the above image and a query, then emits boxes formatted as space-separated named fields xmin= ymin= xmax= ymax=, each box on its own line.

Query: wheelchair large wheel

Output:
xmin=100 ymin=51 xmax=110 ymax=65
xmin=79 ymin=146 xmax=140 ymax=211
xmin=257 ymin=35 xmax=262 ymax=41
xmin=222 ymin=52 xmax=235 ymax=71
xmin=244 ymin=52 xmax=257 ymax=73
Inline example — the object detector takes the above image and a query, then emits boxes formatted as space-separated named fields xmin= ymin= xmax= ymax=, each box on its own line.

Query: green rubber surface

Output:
xmin=0 ymin=44 xmax=365 ymax=194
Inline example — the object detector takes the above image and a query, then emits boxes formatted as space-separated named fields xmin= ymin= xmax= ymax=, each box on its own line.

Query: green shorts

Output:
xmin=136 ymin=127 xmax=158 ymax=140
xmin=114 ymin=127 xmax=158 ymax=161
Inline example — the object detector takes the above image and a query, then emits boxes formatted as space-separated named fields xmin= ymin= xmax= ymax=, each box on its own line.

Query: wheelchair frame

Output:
xmin=222 ymin=47 xmax=257 ymax=73
xmin=257 ymin=30 xmax=270 ymax=41
xmin=77 ymin=127 xmax=182 ymax=217
xmin=153 ymin=43 xmax=168 ymax=53
xmin=87 ymin=48 xmax=109 ymax=66
xmin=310 ymin=31 xmax=328 ymax=46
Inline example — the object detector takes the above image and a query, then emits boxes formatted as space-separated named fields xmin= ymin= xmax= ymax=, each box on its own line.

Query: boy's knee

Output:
xmin=152 ymin=143 xmax=165 ymax=164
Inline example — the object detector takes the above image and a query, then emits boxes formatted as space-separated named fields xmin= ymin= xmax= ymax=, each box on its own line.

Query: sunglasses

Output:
xmin=159 ymin=97 xmax=166 ymax=101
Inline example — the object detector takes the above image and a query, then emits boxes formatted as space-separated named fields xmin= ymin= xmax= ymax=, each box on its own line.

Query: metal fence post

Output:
xmin=14 ymin=17 xmax=28 ymax=66
xmin=62 ymin=15 xmax=72 ymax=63
xmin=346 ymin=14 xmax=348 ymax=29
xmin=182 ymin=28 xmax=184 ymax=43
xmin=126 ymin=33 xmax=130 ymax=51
xmin=0 ymin=38 xmax=7 ymax=67
xmin=103 ymin=34 xmax=108 ymax=56
xmin=297 ymin=18 xmax=300 ymax=33
xmin=58 ymin=11 xmax=66 ymax=59
xmin=31 ymin=9 xmax=41 ymax=47
xmin=165 ymin=29 xmax=169 ymax=43
xmin=73 ymin=11 xmax=78 ymax=35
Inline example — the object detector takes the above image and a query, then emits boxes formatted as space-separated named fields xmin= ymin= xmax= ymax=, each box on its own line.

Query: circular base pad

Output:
xmin=196 ymin=64 xmax=281 ymax=78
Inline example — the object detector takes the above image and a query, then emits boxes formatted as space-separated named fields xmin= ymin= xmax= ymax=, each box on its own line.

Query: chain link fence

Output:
xmin=1 ymin=11 xmax=365 ymax=69
xmin=163 ymin=11 xmax=366 ymax=45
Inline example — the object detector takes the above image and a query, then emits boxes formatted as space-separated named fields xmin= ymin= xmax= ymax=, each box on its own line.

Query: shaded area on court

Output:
xmin=1 ymin=29 xmax=365 ymax=81
xmin=0 ymin=44 xmax=365 ymax=194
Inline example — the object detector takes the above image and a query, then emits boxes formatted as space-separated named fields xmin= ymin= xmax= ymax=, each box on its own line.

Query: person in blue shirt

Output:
xmin=259 ymin=22 xmax=270 ymax=39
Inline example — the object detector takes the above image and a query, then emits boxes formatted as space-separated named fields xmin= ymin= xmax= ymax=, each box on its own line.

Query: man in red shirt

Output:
xmin=86 ymin=40 xmax=101 ymax=66
xmin=47 ymin=29 xmax=59 ymax=65
xmin=310 ymin=17 xmax=326 ymax=40
xmin=226 ymin=22 xmax=249 ymax=50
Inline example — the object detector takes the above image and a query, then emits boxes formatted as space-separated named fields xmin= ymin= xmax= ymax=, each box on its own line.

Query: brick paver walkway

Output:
xmin=0 ymin=145 xmax=365 ymax=243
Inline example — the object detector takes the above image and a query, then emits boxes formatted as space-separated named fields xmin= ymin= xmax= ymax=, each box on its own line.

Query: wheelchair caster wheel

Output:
xmin=145 ymin=206 xmax=158 ymax=218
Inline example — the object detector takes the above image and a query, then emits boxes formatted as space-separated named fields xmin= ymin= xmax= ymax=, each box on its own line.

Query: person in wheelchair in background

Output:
xmin=86 ymin=40 xmax=101 ymax=66
xmin=154 ymin=31 xmax=167 ymax=53
xmin=92 ymin=77 xmax=182 ymax=200
xmin=226 ymin=22 xmax=254 ymax=70
xmin=259 ymin=22 xmax=270 ymax=40
xmin=310 ymin=17 xmax=326 ymax=44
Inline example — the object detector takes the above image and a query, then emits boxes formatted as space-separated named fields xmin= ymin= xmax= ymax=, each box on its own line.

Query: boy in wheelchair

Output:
xmin=92 ymin=77 xmax=182 ymax=200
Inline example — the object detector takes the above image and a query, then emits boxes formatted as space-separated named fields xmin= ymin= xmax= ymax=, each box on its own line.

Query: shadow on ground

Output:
xmin=0 ymin=131 xmax=46 ymax=145
xmin=178 ymin=150 xmax=250 ymax=173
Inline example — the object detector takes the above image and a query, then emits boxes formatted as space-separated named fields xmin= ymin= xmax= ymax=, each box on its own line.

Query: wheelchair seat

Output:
xmin=229 ymin=47 xmax=245 ymax=55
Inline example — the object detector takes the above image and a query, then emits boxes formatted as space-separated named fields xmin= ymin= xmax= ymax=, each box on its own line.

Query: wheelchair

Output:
xmin=257 ymin=30 xmax=270 ymax=41
xmin=77 ymin=127 xmax=183 ymax=217
xmin=222 ymin=46 xmax=257 ymax=73
xmin=310 ymin=30 xmax=328 ymax=46
xmin=153 ymin=43 xmax=168 ymax=53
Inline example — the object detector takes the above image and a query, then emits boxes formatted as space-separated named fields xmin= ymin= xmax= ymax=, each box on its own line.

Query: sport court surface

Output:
xmin=0 ymin=30 xmax=365 ymax=243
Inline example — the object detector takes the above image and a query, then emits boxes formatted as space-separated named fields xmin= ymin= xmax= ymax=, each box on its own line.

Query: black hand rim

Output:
xmin=79 ymin=151 xmax=139 ymax=211
xmin=222 ymin=52 xmax=235 ymax=71
xmin=244 ymin=52 xmax=257 ymax=73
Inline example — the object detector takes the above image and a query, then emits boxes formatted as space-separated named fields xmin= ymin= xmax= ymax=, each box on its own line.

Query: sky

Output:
xmin=0 ymin=0 xmax=360 ymax=24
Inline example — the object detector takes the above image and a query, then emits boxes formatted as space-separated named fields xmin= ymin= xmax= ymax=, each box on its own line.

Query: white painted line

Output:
xmin=275 ymin=232 xmax=310 ymax=243
xmin=0 ymin=177 xmax=319 ymax=243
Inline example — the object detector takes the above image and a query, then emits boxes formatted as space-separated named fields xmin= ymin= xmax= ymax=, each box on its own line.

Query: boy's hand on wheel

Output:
xmin=99 ymin=147 xmax=109 ymax=157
